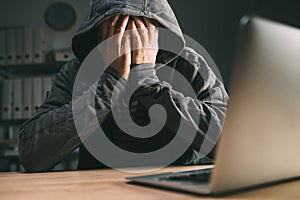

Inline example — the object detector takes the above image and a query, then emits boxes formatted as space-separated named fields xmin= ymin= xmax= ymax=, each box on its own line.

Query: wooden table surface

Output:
xmin=1 ymin=165 xmax=300 ymax=200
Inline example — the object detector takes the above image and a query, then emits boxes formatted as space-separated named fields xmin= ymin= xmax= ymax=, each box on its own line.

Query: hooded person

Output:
xmin=19 ymin=0 xmax=228 ymax=172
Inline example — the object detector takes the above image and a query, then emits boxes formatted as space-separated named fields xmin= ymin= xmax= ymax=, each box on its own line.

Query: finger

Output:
xmin=133 ymin=16 xmax=148 ymax=46
xmin=152 ymin=19 xmax=161 ymax=27
xmin=98 ymin=19 xmax=108 ymax=43
xmin=143 ymin=17 xmax=156 ymax=28
xmin=122 ymin=31 xmax=131 ymax=55
xmin=107 ymin=14 xmax=120 ymax=37
xmin=130 ymin=20 xmax=142 ymax=51
xmin=143 ymin=17 xmax=158 ymax=45
xmin=116 ymin=15 xmax=130 ymax=45
xmin=115 ymin=15 xmax=129 ymax=34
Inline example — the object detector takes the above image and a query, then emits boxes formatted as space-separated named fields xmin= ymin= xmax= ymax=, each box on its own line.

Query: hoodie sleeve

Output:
xmin=19 ymin=58 xmax=127 ymax=172
xmin=126 ymin=48 xmax=228 ymax=164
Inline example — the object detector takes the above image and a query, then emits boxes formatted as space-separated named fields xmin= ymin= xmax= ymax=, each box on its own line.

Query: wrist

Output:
xmin=108 ymin=66 xmax=130 ymax=80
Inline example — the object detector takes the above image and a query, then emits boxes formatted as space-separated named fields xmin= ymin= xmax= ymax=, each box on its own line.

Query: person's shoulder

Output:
xmin=180 ymin=46 xmax=220 ymax=78
xmin=181 ymin=47 xmax=200 ymax=57
xmin=180 ymin=47 xmax=209 ymax=68
xmin=53 ymin=57 xmax=81 ymax=90
xmin=59 ymin=57 xmax=81 ymax=74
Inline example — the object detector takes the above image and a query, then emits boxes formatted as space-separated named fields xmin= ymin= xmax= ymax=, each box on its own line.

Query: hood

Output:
xmin=72 ymin=0 xmax=185 ymax=64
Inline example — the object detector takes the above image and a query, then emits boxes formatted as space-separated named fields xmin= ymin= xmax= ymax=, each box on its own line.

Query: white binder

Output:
xmin=1 ymin=79 xmax=13 ymax=120
xmin=42 ymin=76 xmax=52 ymax=100
xmin=22 ymin=77 xmax=33 ymax=119
xmin=33 ymin=77 xmax=42 ymax=113
xmin=24 ymin=27 xmax=33 ymax=64
xmin=6 ymin=28 xmax=17 ymax=65
xmin=0 ymin=29 xmax=5 ymax=65
xmin=12 ymin=78 xmax=23 ymax=119
xmin=33 ymin=27 xmax=46 ymax=63
xmin=15 ymin=27 xmax=24 ymax=64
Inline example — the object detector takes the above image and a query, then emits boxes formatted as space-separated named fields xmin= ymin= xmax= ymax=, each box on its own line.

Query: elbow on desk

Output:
xmin=19 ymin=157 xmax=46 ymax=173
xmin=19 ymin=144 xmax=50 ymax=173
xmin=19 ymin=145 xmax=53 ymax=173
xmin=19 ymin=130 xmax=51 ymax=173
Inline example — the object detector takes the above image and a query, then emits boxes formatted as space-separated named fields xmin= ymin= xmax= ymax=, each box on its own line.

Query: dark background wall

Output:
xmin=168 ymin=0 xmax=300 ymax=88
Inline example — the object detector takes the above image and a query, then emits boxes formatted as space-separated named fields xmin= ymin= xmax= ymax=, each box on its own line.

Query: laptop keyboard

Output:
xmin=158 ymin=168 xmax=212 ymax=185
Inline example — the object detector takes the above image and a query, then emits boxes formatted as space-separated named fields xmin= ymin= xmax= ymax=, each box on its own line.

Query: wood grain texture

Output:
xmin=0 ymin=165 xmax=300 ymax=200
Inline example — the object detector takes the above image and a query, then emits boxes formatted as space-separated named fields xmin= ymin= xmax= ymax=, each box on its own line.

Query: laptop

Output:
xmin=126 ymin=16 xmax=300 ymax=195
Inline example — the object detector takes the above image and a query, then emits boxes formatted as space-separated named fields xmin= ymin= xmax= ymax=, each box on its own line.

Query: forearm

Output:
xmin=19 ymin=67 xmax=126 ymax=172
xmin=127 ymin=63 xmax=227 ymax=163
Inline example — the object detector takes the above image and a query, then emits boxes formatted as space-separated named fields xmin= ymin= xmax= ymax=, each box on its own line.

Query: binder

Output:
xmin=12 ymin=78 xmax=23 ymax=119
xmin=7 ymin=126 xmax=14 ymax=141
xmin=54 ymin=49 xmax=74 ymax=62
xmin=33 ymin=27 xmax=46 ymax=63
xmin=0 ymin=127 xmax=5 ymax=142
xmin=15 ymin=27 xmax=24 ymax=64
xmin=42 ymin=76 xmax=52 ymax=100
xmin=22 ymin=77 xmax=33 ymax=119
xmin=1 ymin=79 xmax=13 ymax=120
xmin=6 ymin=28 xmax=17 ymax=65
xmin=12 ymin=125 xmax=21 ymax=143
xmin=0 ymin=29 xmax=5 ymax=65
xmin=32 ymin=77 xmax=42 ymax=113
xmin=24 ymin=27 xmax=33 ymax=64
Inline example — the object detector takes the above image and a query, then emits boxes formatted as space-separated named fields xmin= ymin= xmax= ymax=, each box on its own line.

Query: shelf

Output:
xmin=0 ymin=62 xmax=66 ymax=77
xmin=0 ymin=119 xmax=27 ymax=126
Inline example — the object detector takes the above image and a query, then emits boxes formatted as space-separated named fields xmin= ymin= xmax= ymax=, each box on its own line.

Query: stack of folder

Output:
xmin=0 ymin=75 xmax=55 ymax=120
xmin=0 ymin=25 xmax=63 ymax=148
xmin=0 ymin=26 xmax=46 ymax=65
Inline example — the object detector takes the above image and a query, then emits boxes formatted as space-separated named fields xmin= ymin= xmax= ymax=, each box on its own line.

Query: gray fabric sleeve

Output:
xmin=127 ymin=60 xmax=228 ymax=164
xmin=19 ymin=60 xmax=127 ymax=172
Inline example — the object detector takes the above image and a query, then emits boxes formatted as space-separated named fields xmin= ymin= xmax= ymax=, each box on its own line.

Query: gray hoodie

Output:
xmin=19 ymin=0 xmax=228 ymax=172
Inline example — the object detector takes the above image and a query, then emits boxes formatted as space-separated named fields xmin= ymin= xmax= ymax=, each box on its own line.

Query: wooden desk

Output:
xmin=1 ymin=165 xmax=300 ymax=200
